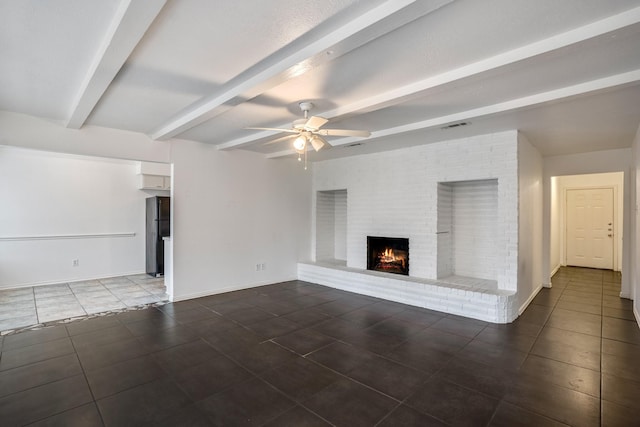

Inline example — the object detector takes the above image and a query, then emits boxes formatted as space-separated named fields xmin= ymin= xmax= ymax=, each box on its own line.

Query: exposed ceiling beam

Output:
xmin=66 ymin=0 xmax=166 ymax=129
xmin=149 ymin=0 xmax=440 ymax=141
xmin=224 ymin=6 xmax=640 ymax=151
xmin=266 ymin=69 xmax=640 ymax=158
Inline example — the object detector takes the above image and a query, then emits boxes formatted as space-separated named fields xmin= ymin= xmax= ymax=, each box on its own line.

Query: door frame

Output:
xmin=562 ymin=185 xmax=618 ymax=270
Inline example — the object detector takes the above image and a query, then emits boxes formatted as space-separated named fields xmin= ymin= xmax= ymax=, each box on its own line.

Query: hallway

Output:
xmin=517 ymin=266 xmax=638 ymax=426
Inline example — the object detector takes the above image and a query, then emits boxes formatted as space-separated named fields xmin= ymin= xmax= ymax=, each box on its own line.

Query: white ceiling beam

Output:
xmin=228 ymin=6 xmax=640 ymax=151
xmin=266 ymin=69 xmax=640 ymax=158
xmin=325 ymin=5 xmax=640 ymax=117
xmin=66 ymin=0 xmax=166 ymax=129
xmin=149 ymin=0 xmax=427 ymax=141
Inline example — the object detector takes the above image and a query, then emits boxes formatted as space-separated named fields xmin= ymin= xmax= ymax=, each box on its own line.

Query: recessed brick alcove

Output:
xmin=437 ymin=179 xmax=498 ymax=281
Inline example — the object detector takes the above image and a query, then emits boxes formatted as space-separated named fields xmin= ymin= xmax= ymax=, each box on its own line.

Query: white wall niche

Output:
xmin=316 ymin=189 xmax=348 ymax=263
xmin=437 ymin=179 xmax=499 ymax=281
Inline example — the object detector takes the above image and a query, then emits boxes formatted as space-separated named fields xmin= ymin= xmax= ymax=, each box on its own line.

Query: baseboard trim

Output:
xmin=634 ymin=303 xmax=640 ymax=329
xmin=0 ymin=271 xmax=148 ymax=291
xmin=172 ymin=276 xmax=298 ymax=302
xmin=550 ymin=264 xmax=561 ymax=278
xmin=519 ymin=283 xmax=544 ymax=315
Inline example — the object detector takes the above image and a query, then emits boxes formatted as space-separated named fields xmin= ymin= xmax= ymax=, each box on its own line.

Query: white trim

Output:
xmin=0 ymin=270 xmax=146 ymax=290
xmin=546 ymin=264 xmax=562 ymax=287
xmin=0 ymin=232 xmax=136 ymax=241
xmin=171 ymin=276 xmax=298 ymax=303
xmin=519 ymin=283 xmax=543 ymax=315
xmin=634 ymin=304 xmax=640 ymax=330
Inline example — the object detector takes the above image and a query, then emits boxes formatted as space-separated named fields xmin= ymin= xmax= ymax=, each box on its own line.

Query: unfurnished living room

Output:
xmin=1 ymin=1 xmax=640 ymax=426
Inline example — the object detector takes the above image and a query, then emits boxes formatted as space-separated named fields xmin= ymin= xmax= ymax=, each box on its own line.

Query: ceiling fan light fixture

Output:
xmin=293 ymin=134 xmax=307 ymax=152
xmin=253 ymin=101 xmax=370 ymax=168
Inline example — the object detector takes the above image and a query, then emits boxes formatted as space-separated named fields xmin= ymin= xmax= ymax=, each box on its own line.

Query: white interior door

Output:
xmin=566 ymin=188 xmax=614 ymax=269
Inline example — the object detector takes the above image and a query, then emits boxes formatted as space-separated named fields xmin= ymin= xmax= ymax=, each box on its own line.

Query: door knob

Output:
xmin=608 ymin=234 xmax=613 ymax=237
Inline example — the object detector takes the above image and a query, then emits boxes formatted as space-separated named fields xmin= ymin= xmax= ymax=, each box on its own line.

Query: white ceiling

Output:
xmin=2 ymin=0 xmax=640 ymax=159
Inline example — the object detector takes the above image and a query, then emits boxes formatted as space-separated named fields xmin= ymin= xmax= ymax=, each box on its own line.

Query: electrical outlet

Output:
xmin=256 ymin=263 xmax=261 ymax=271
xmin=72 ymin=259 xmax=79 ymax=267
xmin=261 ymin=263 xmax=266 ymax=271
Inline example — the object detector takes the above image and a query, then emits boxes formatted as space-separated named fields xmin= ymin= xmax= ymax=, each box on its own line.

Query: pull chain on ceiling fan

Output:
xmin=248 ymin=102 xmax=371 ymax=168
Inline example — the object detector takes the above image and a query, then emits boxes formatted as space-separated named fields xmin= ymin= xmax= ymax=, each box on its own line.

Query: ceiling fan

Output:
xmin=249 ymin=102 xmax=371 ymax=155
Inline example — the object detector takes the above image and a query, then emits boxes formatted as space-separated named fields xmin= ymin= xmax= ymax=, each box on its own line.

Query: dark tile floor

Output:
xmin=0 ymin=267 xmax=638 ymax=426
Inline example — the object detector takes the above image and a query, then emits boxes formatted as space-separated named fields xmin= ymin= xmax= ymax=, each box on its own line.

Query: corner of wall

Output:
xmin=515 ymin=132 xmax=544 ymax=311
xmin=632 ymin=123 xmax=640 ymax=318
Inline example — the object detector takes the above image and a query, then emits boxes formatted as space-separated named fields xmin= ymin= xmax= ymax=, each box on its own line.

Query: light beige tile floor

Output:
xmin=0 ymin=274 xmax=167 ymax=333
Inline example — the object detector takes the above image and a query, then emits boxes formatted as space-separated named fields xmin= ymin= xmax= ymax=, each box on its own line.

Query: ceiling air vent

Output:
xmin=441 ymin=121 xmax=470 ymax=130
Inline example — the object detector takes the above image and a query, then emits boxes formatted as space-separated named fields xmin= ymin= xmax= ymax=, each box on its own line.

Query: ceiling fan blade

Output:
xmin=304 ymin=116 xmax=328 ymax=131
xmin=246 ymin=127 xmax=298 ymax=134
xmin=310 ymin=135 xmax=329 ymax=152
xmin=264 ymin=134 xmax=298 ymax=145
xmin=317 ymin=129 xmax=371 ymax=137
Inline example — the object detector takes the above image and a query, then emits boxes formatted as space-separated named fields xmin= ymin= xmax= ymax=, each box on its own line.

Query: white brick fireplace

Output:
xmin=299 ymin=130 xmax=542 ymax=323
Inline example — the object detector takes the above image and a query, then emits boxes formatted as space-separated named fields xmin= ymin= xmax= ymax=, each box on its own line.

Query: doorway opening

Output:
xmin=550 ymin=172 xmax=624 ymax=275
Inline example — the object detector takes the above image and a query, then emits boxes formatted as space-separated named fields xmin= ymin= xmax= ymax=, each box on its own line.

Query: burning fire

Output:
xmin=378 ymin=247 xmax=406 ymax=269
xmin=380 ymin=248 xmax=397 ymax=263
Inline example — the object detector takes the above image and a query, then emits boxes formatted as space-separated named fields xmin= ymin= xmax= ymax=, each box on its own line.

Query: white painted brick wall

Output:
xmin=315 ymin=191 xmax=335 ymax=261
xmin=312 ymin=131 xmax=519 ymax=291
xmin=449 ymin=179 xmax=498 ymax=280
xmin=298 ymin=263 xmax=517 ymax=323
xmin=436 ymin=183 xmax=453 ymax=278
xmin=316 ymin=189 xmax=348 ymax=262
xmin=334 ymin=190 xmax=347 ymax=261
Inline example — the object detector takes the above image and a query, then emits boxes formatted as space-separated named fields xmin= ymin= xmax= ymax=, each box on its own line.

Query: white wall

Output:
xmin=517 ymin=133 xmax=543 ymax=310
xmin=555 ymin=172 xmax=624 ymax=272
xmin=312 ymin=130 xmax=520 ymax=291
xmin=543 ymin=148 xmax=633 ymax=296
xmin=170 ymin=140 xmax=311 ymax=301
xmin=0 ymin=146 xmax=148 ymax=288
xmin=549 ymin=176 xmax=561 ymax=277
xmin=632 ymin=124 xmax=640 ymax=324
xmin=0 ymin=113 xmax=311 ymax=301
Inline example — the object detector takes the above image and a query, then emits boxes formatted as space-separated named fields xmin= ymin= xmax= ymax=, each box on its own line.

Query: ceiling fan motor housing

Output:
xmin=299 ymin=101 xmax=314 ymax=113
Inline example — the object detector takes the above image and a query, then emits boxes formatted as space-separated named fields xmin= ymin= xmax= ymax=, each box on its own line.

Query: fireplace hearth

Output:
xmin=367 ymin=236 xmax=409 ymax=275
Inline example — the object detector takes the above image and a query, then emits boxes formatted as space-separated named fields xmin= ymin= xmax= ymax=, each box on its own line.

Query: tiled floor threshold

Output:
xmin=0 ymin=267 xmax=638 ymax=426
xmin=0 ymin=275 xmax=168 ymax=334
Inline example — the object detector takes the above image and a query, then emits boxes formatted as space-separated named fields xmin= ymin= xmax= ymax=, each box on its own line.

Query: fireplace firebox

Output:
xmin=367 ymin=236 xmax=409 ymax=275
